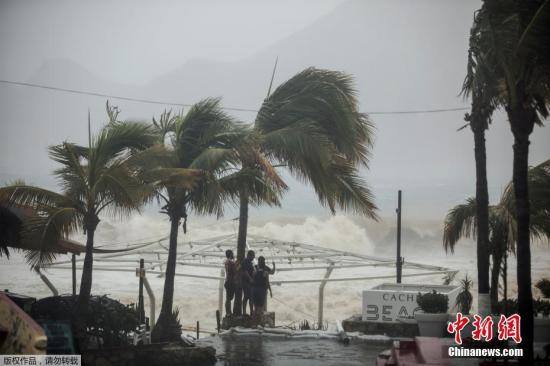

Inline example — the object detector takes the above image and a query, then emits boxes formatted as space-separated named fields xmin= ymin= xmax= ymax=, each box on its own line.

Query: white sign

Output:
xmin=362 ymin=283 xmax=460 ymax=323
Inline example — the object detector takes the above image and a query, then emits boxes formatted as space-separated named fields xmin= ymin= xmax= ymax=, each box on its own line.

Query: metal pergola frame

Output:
xmin=44 ymin=233 xmax=457 ymax=328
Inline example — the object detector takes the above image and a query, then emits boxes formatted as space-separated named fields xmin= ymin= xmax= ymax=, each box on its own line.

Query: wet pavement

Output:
xmin=197 ymin=334 xmax=387 ymax=365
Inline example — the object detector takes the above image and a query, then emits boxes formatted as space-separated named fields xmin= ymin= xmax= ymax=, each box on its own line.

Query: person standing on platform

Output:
xmin=224 ymin=250 xmax=237 ymax=316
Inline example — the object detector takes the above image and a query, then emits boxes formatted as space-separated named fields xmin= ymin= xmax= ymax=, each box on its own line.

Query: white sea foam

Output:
xmin=1 ymin=213 xmax=549 ymax=332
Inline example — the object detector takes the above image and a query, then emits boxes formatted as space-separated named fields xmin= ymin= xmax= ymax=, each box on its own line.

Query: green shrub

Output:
xmin=417 ymin=290 xmax=449 ymax=313
xmin=456 ymin=275 xmax=473 ymax=315
xmin=534 ymin=299 xmax=550 ymax=317
xmin=536 ymin=278 xmax=550 ymax=298
xmin=493 ymin=298 xmax=518 ymax=316
xmin=31 ymin=295 xmax=139 ymax=348
xmin=495 ymin=298 xmax=550 ymax=317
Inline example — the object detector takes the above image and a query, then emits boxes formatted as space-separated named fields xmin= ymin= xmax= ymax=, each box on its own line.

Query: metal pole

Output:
xmin=138 ymin=259 xmax=145 ymax=323
xmin=34 ymin=267 xmax=58 ymax=296
xmin=317 ymin=265 xmax=334 ymax=328
xmin=218 ymin=268 xmax=224 ymax=317
xmin=143 ymin=275 xmax=156 ymax=330
xmin=396 ymin=190 xmax=403 ymax=283
xmin=71 ymin=254 xmax=77 ymax=296
xmin=157 ymin=253 xmax=164 ymax=277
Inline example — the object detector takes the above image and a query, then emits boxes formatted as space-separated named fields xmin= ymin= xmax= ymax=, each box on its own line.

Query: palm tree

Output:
xmin=461 ymin=29 xmax=502 ymax=315
xmin=466 ymin=1 xmax=550 ymax=358
xmin=0 ymin=121 xmax=157 ymax=320
xmin=443 ymin=159 xmax=550 ymax=311
xmin=143 ymin=99 xmax=255 ymax=342
xmin=231 ymin=68 xmax=378 ymax=314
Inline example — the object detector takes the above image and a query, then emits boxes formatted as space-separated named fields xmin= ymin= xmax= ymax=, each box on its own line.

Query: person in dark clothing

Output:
xmin=252 ymin=256 xmax=276 ymax=315
xmin=224 ymin=249 xmax=237 ymax=316
xmin=241 ymin=250 xmax=255 ymax=315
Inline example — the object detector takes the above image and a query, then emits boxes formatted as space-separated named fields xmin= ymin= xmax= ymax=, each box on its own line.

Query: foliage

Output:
xmin=442 ymin=160 xmax=550 ymax=288
xmin=0 ymin=205 xmax=21 ymax=258
xmin=162 ymin=308 xmax=183 ymax=342
xmin=534 ymin=299 xmax=550 ymax=318
xmin=254 ymin=67 xmax=378 ymax=218
xmin=142 ymin=98 xmax=249 ymax=221
xmin=536 ymin=278 xmax=550 ymax=298
xmin=494 ymin=298 xmax=550 ymax=318
xmin=465 ymin=0 xmax=550 ymax=123
xmin=31 ymin=295 xmax=139 ymax=348
xmin=457 ymin=275 xmax=474 ymax=315
xmin=493 ymin=298 xmax=518 ymax=316
xmin=416 ymin=291 xmax=449 ymax=314
xmin=0 ymin=119 xmax=157 ymax=268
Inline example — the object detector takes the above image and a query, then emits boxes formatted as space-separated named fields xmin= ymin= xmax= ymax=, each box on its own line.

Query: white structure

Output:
xmin=45 ymin=233 xmax=457 ymax=327
xmin=362 ymin=283 xmax=461 ymax=323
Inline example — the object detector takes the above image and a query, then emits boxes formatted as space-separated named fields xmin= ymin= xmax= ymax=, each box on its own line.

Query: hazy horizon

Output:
xmin=1 ymin=0 xmax=549 ymax=223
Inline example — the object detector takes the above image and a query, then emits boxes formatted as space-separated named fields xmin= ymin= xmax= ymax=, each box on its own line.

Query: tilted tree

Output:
xmin=231 ymin=68 xmax=378 ymax=314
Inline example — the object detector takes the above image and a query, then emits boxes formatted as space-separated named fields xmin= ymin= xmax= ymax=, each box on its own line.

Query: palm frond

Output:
xmin=49 ymin=142 xmax=89 ymax=202
xmin=20 ymin=206 xmax=81 ymax=267
xmin=311 ymin=157 xmax=378 ymax=219
xmin=142 ymin=168 xmax=204 ymax=190
xmin=0 ymin=205 xmax=22 ymax=257
xmin=256 ymin=67 xmax=374 ymax=165
xmin=0 ymin=185 xmax=77 ymax=211
xmin=469 ymin=0 xmax=550 ymax=122
xmin=152 ymin=109 xmax=178 ymax=143
xmin=443 ymin=197 xmax=478 ymax=253
xmin=175 ymin=98 xmax=242 ymax=168
xmin=90 ymin=121 xmax=157 ymax=178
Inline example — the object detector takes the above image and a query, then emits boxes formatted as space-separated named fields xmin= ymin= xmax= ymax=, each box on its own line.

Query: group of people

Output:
xmin=223 ymin=249 xmax=276 ymax=317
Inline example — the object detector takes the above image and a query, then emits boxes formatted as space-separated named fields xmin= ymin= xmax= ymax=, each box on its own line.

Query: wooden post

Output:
xmin=71 ymin=254 xmax=77 ymax=296
xmin=396 ymin=190 xmax=403 ymax=283
xmin=196 ymin=321 xmax=200 ymax=339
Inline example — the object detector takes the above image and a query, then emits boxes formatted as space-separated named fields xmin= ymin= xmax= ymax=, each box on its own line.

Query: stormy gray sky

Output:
xmin=1 ymin=0 xmax=549 ymax=222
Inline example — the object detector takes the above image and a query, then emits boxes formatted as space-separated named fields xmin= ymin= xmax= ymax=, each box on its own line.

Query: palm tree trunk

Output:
xmin=76 ymin=214 xmax=99 ymax=314
xmin=74 ymin=213 xmax=99 ymax=350
xmin=152 ymin=214 xmax=180 ymax=342
xmin=472 ymin=124 xmax=491 ymax=315
xmin=490 ymin=248 xmax=503 ymax=314
xmin=508 ymin=100 xmax=535 ymax=363
xmin=233 ymin=192 xmax=249 ymax=316
xmin=237 ymin=192 xmax=249 ymax=262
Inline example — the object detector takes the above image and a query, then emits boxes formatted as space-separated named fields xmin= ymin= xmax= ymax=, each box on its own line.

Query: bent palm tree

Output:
xmin=144 ymin=99 xmax=256 ymax=341
xmin=0 ymin=121 xmax=156 ymax=320
xmin=231 ymin=68 xmax=378 ymax=314
xmin=443 ymin=159 xmax=550 ymax=312
xmin=467 ymin=1 xmax=550 ymax=358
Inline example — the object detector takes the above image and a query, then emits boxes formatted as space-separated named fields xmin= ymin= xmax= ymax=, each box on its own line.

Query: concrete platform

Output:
xmin=342 ymin=315 xmax=419 ymax=338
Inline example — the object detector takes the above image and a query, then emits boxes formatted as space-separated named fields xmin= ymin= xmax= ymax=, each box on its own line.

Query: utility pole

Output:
xmin=396 ymin=190 xmax=403 ymax=283
xmin=138 ymin=258 xmax=145 ymax=323
xmin=88 ymin=109 xmax=92 ymax=149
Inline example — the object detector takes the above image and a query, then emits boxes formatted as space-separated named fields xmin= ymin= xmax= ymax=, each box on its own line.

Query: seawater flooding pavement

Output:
xmin=197 ymin=334 xmax=388 ymax=366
